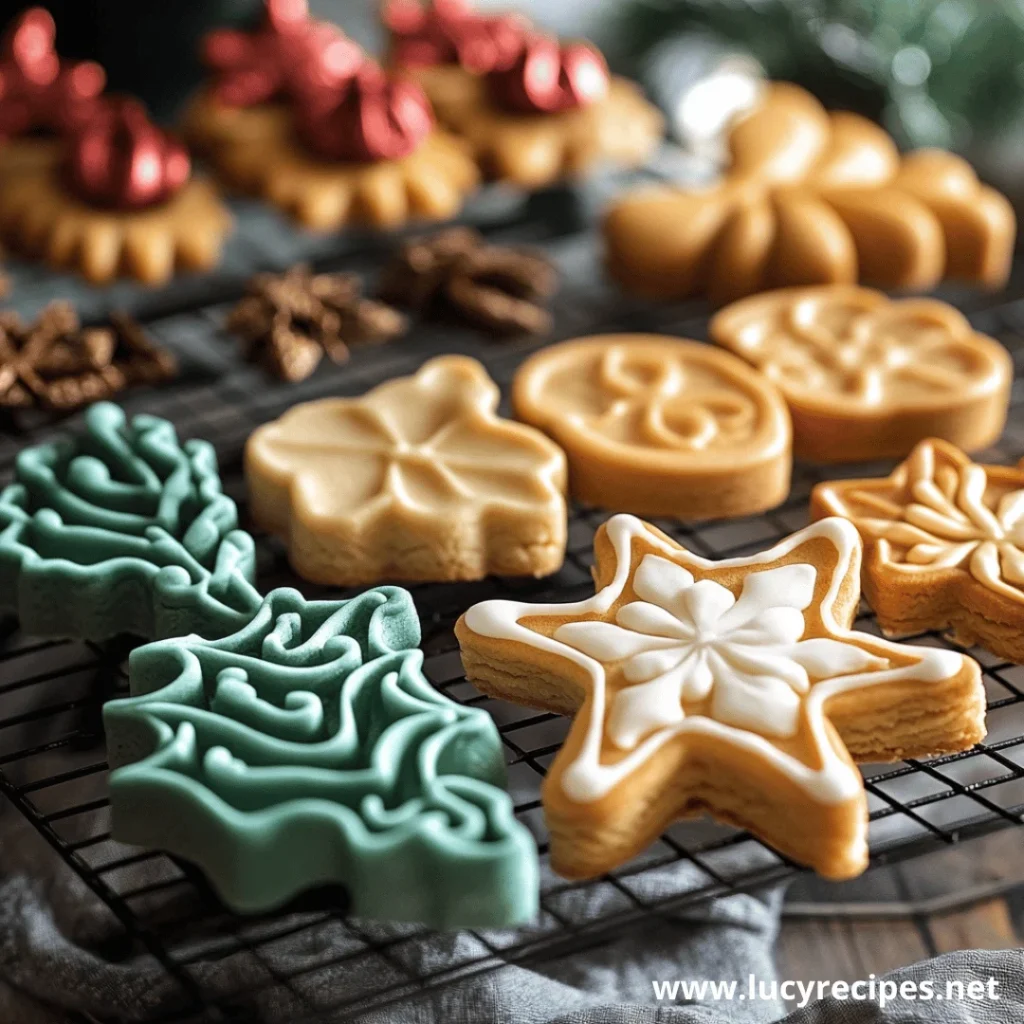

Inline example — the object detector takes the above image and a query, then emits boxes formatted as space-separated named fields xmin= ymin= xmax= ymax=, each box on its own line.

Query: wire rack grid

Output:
xmin=0 ymin=224 xmax=1023 ymax=1023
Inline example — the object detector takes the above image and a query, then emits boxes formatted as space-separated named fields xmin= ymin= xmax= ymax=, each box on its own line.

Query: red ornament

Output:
xmin=202 ymin=0 xmax=363 ymax=107
xmin=488 ymin=35 xmax=609 ymax=114
xmin=295 ymin=63 xmax=434 ymax=163
xmin=383 ymin=0 xmax=526 ymax=74
xmin=0 ymin=8 xmax=106 ymax=138
xmin=65 ymin=98 xmax=191 ymax=210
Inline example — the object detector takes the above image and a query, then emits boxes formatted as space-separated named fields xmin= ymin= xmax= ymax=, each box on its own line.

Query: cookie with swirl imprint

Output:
xmin=812 ymin=440 xmax=1024 ymax=663
xmin=455 ymin=514 xmax=985 ymax=880
xmin=511 ymin=335 xmax=792 ymax=520
xmin=710 ymin=286 xmax=1012 ymax=463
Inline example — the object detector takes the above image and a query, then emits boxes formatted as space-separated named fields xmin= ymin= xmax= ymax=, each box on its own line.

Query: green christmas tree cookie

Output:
xmin=104 ymin=586 xmax=538 ymax=928
xmin=0 ymin=402 xmax=260 ymax=641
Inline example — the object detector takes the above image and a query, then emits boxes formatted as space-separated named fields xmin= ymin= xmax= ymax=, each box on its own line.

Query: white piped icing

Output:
xmin=463 ymin=515 xmax=967 ymax=810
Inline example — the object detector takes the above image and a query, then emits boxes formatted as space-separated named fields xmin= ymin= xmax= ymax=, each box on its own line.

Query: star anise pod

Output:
xmin=0 ymin=303 xmax=176 ymax=413
xmin=227 ymin=264 xmax=407 ymax=382
xmin=379 ymin=227 xmax=558 ymax=335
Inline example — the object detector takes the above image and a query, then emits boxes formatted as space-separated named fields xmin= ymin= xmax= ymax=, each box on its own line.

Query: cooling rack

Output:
xmin=1 ymin=209 xmax=1023 ymax=1023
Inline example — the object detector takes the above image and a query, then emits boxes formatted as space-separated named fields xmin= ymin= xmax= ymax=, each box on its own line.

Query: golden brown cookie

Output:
xmin=0 ymin=105 xmax=231 ymax=286
xmin=435 ymin=72 xmax=664 ymax=187
xmin=512 ymin=335 xmax=791 ymax=519
xmin=812 ymin=440 xmax=1024 ymax=662
xmin=245 ymin=355 xmax=567 ymax=585
xmin=710 ymin=286 xmax=1012 ymax=463
xmin=381 ymin=0 xmax=528 ymax=120
xmin=196 ymin=97 xmax=479 ymax=231
xmin=604 ymin=83 xmax=1015 ymax=304
xmin=456 ymin=515 xmax=985 ymax=879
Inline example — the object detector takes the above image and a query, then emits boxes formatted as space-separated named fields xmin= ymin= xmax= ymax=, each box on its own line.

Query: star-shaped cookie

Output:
xmin=812 ymin=439 xmax=1024 ymax=662
xmin=456 ymin=514 xmax=984 ymax=879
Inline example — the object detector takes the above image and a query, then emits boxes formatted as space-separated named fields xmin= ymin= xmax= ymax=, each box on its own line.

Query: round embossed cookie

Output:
xmin=710 ymin=286 xmax=1012 ymax=463
xmin=512 ymin=335 xmax=792 ymax=520
xmin=812 ymin=439 xmax=1024 ymax=663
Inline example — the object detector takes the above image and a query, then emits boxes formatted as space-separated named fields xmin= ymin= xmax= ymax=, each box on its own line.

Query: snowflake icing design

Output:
xmin=555 ymin=553 xmax=886 ymax=745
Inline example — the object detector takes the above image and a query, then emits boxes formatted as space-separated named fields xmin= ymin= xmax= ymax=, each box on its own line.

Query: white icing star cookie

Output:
xmin=455 ymin=514 xmax=985 ymax=879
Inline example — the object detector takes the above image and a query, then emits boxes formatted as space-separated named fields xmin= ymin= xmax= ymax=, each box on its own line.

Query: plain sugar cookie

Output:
xmin=245 ymin=355 xmax=567 ymax=585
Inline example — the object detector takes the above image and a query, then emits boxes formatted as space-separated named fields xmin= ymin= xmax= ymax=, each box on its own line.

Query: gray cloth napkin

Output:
xmin=0 ymin=808 xmax=1021 ymax=1024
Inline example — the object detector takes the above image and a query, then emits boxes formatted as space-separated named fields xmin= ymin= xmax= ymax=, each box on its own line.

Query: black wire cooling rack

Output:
xmin=1 ymin=210 xmax=1023 ymax=1023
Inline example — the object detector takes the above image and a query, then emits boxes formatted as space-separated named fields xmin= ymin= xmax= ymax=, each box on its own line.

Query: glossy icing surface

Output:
xmin=464 ymin=515 xmax=969 ymax=804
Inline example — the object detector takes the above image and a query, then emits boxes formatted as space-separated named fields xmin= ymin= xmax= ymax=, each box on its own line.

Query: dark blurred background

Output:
xmin=3 ymin=0 xmax=1024 ymax=190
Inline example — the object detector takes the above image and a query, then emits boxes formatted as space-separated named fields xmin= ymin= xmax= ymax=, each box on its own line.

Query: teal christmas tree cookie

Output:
xmin=104 ymin=587 xmax=538 ymax=928
xmin=0 ymin=403 xmax=260 ymax=641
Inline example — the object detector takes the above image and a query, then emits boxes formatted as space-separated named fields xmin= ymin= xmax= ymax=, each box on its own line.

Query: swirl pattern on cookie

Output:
xmin=710 ymin=286 xmax=1012 ymax=462
xmin=512 ymin=334 xmax=791 ymax=519
xmin=813 ymin=439 xmax=1024 ymax=661
xmin=105 ymin=586 xmax=538 ymax=927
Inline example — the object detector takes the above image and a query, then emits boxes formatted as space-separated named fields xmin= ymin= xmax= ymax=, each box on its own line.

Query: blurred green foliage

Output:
xmin=615 ymin=0 xmax=1024 ymax=149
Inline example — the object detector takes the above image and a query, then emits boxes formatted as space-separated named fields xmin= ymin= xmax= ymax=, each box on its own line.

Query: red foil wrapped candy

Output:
xmin=0 ymin=7 xmax=105 ymax=138
xmin=383 ymin=0 xmax=525 ymax=74
xmin=202 ymin=0 xmax=363 ymax=107
xmin=489 ymin=35 xmax=609 ymax=114
xmin=296 ymin=63 xmax=434 ymax=163
xmin=65 ymin=99 xmax=192 ymax=210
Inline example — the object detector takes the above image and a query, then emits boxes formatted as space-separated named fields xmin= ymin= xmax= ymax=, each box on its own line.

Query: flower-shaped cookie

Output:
xmin=198 ymin=71 xmax=480 ymax=231
xmin=186 ymin=2 xmax=480 ymax=231
xmin=246 ymin=355 xmax=567 ymax=585
xmin=0 ymin=99 xmax=231 ymax=285
xmin=710 ymin=286 xmax=1012 ymax=463
xmin=0 ymin=403 xmax=260 ymax=642
xmin=105 ymin=587 xmax=537 ymax=926
xmin=383 ymin=0 xmax=527 ymax=119
xmin=604 ymin=83 xmax=1015 ymax=304
xmin=427 ymin=51 xmax=663 ymax=187
xmin=456 ymin=515 xmax=984 ymax=879
xmin=512 ymin=335 xmax=791 ymax=520
xmin=813 ymin=440 xmax=1024 ymax=663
